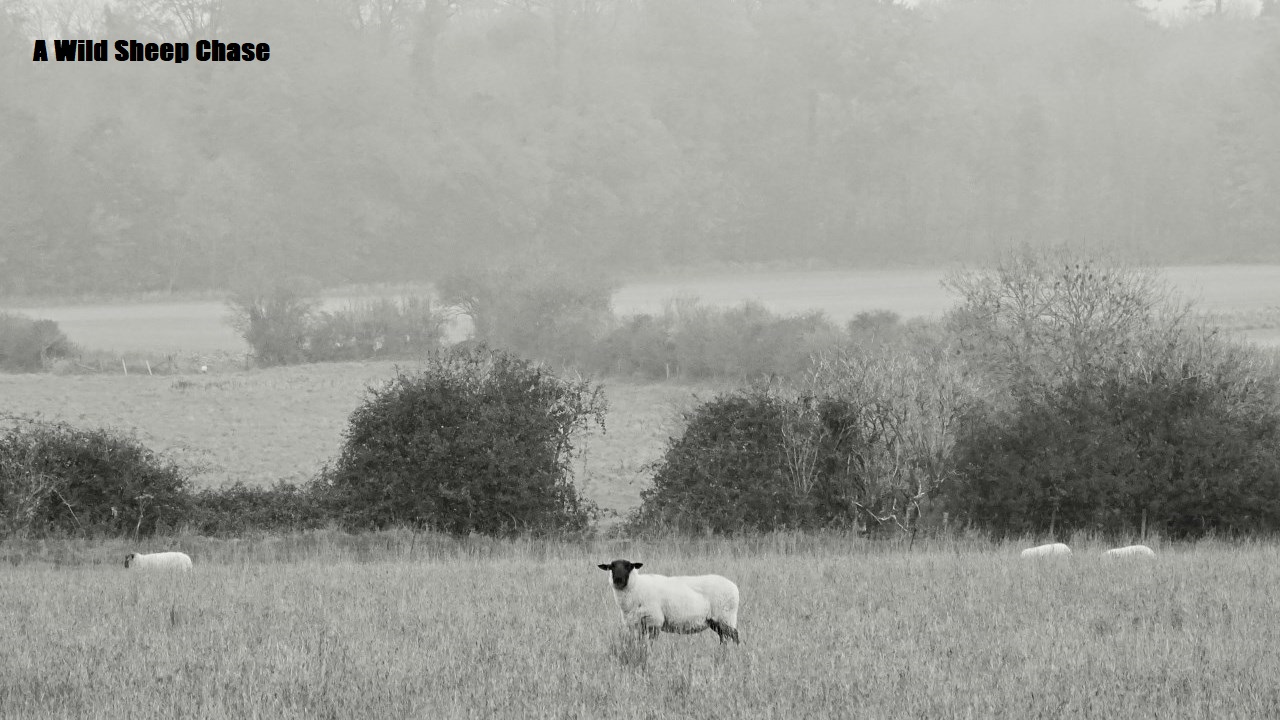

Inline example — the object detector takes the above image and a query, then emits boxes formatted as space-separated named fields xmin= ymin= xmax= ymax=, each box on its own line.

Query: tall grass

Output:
xmin=4 ymin=534 xmax=1279 ymax=718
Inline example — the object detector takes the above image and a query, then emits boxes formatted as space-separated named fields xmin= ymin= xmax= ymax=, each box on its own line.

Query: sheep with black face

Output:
xmin=598 ymin=559 xmax=740 ymax=644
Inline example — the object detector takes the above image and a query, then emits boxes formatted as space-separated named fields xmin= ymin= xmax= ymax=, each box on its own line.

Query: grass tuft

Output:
xmin=608 ymin=629 xmax=650 ymax=669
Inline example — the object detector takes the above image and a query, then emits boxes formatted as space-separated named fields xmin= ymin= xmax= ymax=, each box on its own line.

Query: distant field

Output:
xmin=6 ymin=265 xmax=1278 ymax=354
xmin=4 ymin=536 xmax=1279 ymax=719
xmin=0 ymin=362 xmax=709 ymax=518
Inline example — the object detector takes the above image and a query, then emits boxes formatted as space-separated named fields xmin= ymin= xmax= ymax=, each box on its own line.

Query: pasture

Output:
xmin=0 ymin=363 xmax=704 ymax=517
xmin=3 ymin=535 xmax=1279 ymax=718
xmin=2 ymin=267 xmax=1279 ymax=717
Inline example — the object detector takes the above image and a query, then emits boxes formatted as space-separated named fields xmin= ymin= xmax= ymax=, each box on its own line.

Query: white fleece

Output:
xmin=125 ymin=551 xmax=193 ymax=572
xmin=1102 ymin=544 xmax=1156 ymax=558
xmin=1020 ymin=543 xmax=1072 ymax=559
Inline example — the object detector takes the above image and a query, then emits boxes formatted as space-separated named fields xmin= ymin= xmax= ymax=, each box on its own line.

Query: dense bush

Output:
xmin=228 ymin=283 xmax=316 ymax=366
xmin=594 ymin=313 xmax=678 ymax=379
xmin=594 ymin=300 xmax=842 ymax=380
xmin=670 ymin=301 xmax=840 ymax=380
xmin=306 ymin=297 xmax=446 ymax=362
xmin=631 ymin=388 xmax=868 ymax=533
xmin=0 ymin=313 xmax=75 ymax=372
xmin=317 ymin=345 xmax=604 ymax=535
xmin=846 ymin=310 xmax=904 ymax=346
xmin=940 ymin=248 xmax=1280 ymax=539
xmin=228 ymin=285 xmax=446 ymax=366
xmin=0 ymin=419 xmax=190 ymax=538
xmin=438 ymin=266 xmax=615 ymax=368
xmin=188 ymin=481 xmax=329 ymax=536
xmin=946 ymin=347 xmax=1280 ymax=539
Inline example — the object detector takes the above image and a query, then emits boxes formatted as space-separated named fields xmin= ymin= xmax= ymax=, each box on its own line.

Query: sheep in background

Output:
xmin=1103 ymin=544 xmax=1156 ymax=559
xmin=1020 ymin=542 xmax=1072 ymax=559
xmin=124 ymin=551 xmax=193 ymax=572
xmin=598 ymin=559 xmax=740 ymax=644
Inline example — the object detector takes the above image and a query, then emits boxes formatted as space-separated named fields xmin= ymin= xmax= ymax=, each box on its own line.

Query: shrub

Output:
xmin=594 ymin=313 xmax=678 ymax=379
xmin=227 ymin=282 xmax=316 ymax=366
xmin=593 ymin=299 xmax=842 ymax=381
xmin=228 ymin=282 xmax=447 ymax=366
xmin=317 ymin=345 xmax=604 ymax=535
xmin=846 ymin=310 xmax=903 ymax=347
xmin=438 ymin=266 xmax=615 ymax=367
xmin=669 ymin=300 xmax=839 ymax=380
xmin=941 ymin=247 xmax=1280 ymax=538
xmin=946 ymin=361 xmax=1280 ymax=538
xmin=0 ymin=313 xmax=74 ymax=372
xmin=306 ymin=297 xmax=446 ymax=362
xmin=0 ymin=419 xmax=190 ymax=538
xmin=631 ymin=387 xmax=864 ymax=533
xmin=188 ymin=481 xmax=328 ymax=536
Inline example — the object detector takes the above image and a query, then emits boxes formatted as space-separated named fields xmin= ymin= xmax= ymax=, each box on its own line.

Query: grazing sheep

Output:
xmin=124 ymin=551 xmax=193 ymax=572
xmin=1102 ymin=544 xmax=1156 ymax=559
xmin=598 ymin=559 xmax=740 ymax=644
xmin=1020 ymin=542 xmax=1072 ymax=559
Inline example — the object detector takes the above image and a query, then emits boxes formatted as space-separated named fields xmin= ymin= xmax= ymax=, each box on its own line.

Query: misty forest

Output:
xmin=2 ymin=0 xmax=1279 ymax=295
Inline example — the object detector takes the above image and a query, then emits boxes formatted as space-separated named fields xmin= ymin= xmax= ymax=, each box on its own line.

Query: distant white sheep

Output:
xmin=124 ymin=551 xmax=193 ymax=572
xmin=1102 ymin=544 xmax=1156 ymax=559
xmin=1020 ymin=542 xmax=1072 ymax=559
xmin=598 ymin=559 xmax=740 ymax=644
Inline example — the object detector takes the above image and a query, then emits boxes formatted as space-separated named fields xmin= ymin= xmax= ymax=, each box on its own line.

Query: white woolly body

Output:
xmin=1102 ymin=544 xmax=1156 ymax=558
xmin=1020 ymin=543 xmax=1072 ymax=559
xmin=126 ymin=551 xmax=193 ymax=572
xmin=610 ymin=572 xmax=740 ymax=636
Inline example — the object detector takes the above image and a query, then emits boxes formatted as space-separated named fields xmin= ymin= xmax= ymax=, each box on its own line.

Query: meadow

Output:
xmin=3 ymin=267 xmax=1280 ymax=717
xmin=3 ymin=534 xmax=1279 ymax=719
xmin=0 ymin=362 xmax=709 ymax=519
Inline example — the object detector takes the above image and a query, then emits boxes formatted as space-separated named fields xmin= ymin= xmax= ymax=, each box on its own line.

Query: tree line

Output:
xmin=4 ymin=250 xmax=1279 ymax=541
xmin=2 ymin=0 xmax=1279 ymax=295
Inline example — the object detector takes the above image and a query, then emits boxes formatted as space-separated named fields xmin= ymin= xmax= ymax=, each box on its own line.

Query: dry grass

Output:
xmin=3 ymin=535 xmax=1279 ymax=718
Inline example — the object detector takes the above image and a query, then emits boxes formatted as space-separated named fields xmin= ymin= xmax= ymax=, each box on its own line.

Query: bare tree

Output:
xmin=792 ymin=341 xmax=974 ymax=542
xmin=115 ymin=0 xmax=223 ymax=38
xmin=943 ymin=246 xmax=1183 ymax=401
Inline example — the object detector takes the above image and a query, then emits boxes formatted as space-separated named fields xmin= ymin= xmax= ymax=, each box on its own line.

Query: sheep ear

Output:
xmin=632 ymin=563 xmax=643 ymax=570
xmin=597 ymin=564 xmax=610 ymax=571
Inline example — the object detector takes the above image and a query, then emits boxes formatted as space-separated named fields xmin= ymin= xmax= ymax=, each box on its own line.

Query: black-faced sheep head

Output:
xmin=124 ymin=553 xmax=136 ymax=568
xmin=598 ymin=559 xmax=642 ymax=590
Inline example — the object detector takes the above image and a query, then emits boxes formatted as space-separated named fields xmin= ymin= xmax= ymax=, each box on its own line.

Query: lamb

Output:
xmin=598 ymin=559 xmax=740 ymax=644
xmin=124 ymin=551 xmax=193 ymax=572
xmin=1020 ymin=542 xmax=1072 ymax=559
xmin=1102 ymin=544 xmax=1156 ymax=559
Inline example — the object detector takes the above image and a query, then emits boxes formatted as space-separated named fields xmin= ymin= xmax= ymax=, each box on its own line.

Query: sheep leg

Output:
xmin=707 ymin=620 xmax=741 ymax=645
xmin=638 ymin=616 xmax=662 ymax=640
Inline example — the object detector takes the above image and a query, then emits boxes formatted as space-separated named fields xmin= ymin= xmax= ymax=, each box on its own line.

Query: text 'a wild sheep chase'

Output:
xmin=33 ymin=40 xmax=269 ymax=63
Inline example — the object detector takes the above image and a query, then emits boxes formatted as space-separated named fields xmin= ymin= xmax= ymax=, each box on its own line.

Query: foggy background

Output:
xmin=2 ymin=0 xmax=1278 ymax=298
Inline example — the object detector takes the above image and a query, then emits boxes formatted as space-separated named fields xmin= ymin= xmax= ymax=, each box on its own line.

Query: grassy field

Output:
xmin=3 ymin=534 xmax=1279 ymax=718
xmin=3 ymin=267 xmax=1279 ymax=717
xmin=0 ymin=361 xmax=711 ymax=519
